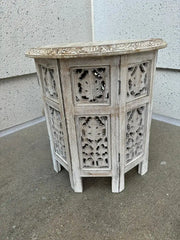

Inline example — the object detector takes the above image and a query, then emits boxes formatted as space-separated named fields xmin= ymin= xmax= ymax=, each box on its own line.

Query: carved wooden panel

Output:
xmin=41 ymin=66 xmax=58 ymax=101
xmin=71 ymin=67 xmax=110 ymax=104
xmin=47 ymin=106 xmax=66 ymax=161
xmin=127 ymin=62 xmax=150 ymax=101
xmin=77 ymin=116 xmax=110 ymax=168
xmin=126 ymin=105 xmax=146 ymax=164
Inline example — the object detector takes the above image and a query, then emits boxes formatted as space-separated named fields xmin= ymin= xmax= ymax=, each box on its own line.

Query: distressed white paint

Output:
xmin=26 ymin=39 xmax=166 ymax=58
xmin=27 ymin=40 xmax=165 ymax=192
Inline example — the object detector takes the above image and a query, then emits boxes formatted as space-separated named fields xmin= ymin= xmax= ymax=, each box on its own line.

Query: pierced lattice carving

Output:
xmin=126 ymin=105 xmax=146 ymax=164
xmin=72 ymin=67 xmax=110 ymax=104
xmin=127 ymin=62 xmax=150 ymax=101
xmin=41 ymin=66 xmax=58 ymax=100
xmin=78 ymin=116 xmax=109 ymax=168
xmin=48 ymin=106 xmax=66 ymax=161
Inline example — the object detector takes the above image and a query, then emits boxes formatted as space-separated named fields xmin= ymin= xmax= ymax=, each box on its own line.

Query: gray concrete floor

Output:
xmin=0 ymin=120 xmax=179 ymax=240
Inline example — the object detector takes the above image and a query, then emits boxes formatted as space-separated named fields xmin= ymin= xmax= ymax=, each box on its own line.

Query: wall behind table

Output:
xmin=0 ymin=0 xmax=92 ymax=131
xmin=1 ymin=0 xmax=180 ymax=132
xmin=94 ymin=0 xmax=180 ymax=120
xmin=0 ymin=74 xmax=43 ymax=131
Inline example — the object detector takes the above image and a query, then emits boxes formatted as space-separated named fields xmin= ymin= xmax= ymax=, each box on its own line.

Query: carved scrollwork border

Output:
xmin=26 ymin=39 xmax=167 ymax=58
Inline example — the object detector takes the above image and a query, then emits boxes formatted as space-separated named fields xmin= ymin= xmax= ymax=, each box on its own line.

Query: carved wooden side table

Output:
xmin=26 ymin=39 xmax=166 ymax=192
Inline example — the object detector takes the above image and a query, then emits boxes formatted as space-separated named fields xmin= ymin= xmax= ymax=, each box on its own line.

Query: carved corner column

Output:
xmin=35 ymin=59 xmax=74 ymax=189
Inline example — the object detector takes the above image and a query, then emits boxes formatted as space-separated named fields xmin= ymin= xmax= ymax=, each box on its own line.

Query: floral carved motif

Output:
xmin=41 ymin=66 xmax=58 ymax=100
xmin=48 ymin=106 xmax=66 ymax=161
xmin=72 ymin=67 xmax=110 ymax=104
xmin=126 ymin=105 xmax=146 ymax=164
xmin=127 ymin=62 xmax=150 ymax=101
xmin=27 ymin=39 xmax=166 ymax=58
xmin=78 ymin=116 xmax=109 ymax=168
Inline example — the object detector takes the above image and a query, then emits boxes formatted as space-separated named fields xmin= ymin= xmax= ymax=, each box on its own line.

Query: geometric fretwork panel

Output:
xmin=127 ymin=62 xmax=150 ymax=101
xmin=71 ymin=67 xmax=110 ymax=104
xmin=48 ymin=106 xmax=66 ymax=161
xmin=41 ymin=66 xmax=58 ymax=101
xmin=77 ymin=116 xmax=109 ymax=168
xmin=126 ymin=105 xmax=146 ymax=164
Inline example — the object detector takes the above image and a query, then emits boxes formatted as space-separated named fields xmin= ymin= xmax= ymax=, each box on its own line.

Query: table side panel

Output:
xmin=35 ymin=59 xmax=71 ymax=171
xmin=60 ymin=57 xmax=120 ymax=178
xmin=121 ymin=51 xmax=157 ymax=172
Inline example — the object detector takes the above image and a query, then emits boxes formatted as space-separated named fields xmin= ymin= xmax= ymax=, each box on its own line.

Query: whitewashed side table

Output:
xmin=26 ymin=39 xmax=166 ymax=192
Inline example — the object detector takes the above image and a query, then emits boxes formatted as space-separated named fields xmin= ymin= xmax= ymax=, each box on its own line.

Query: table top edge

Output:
xmin=25 ymin=38 xmax=167 ymax=59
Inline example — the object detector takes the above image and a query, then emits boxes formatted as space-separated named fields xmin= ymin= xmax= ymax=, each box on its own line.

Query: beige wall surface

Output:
xmin=0 ymin=74 xmax=43 ymax=131
xmin=93 ymin=0 xmax=180 ymax=69
xmin=1 ymin=0 xmax=92 ymax=78
xmin=0 ymin=0 xmax=92 ymax=131
xmin=153 ymin=70 xmax=180 ymax=119
xmin=93 ymin=0 xmax=180 ymax=120
xmin=1 ymin=0 xmax=179 ymax=132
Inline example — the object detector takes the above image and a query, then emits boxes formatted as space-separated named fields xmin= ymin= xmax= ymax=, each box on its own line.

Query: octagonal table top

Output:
xmin=26 ymin=38 xmax=167 ymax=59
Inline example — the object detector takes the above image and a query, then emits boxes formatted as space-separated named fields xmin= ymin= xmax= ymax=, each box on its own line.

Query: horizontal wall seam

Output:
xmin=156 ymin=67 xmax=180 ymax=72
xmin=0 ymin=72 xmax=37 ymax=81
xmin=152 ymin=113 xmax=180 ymax=127
xmin=0 ymin=116 xmax=45 ymax=137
